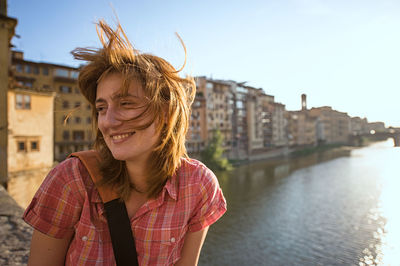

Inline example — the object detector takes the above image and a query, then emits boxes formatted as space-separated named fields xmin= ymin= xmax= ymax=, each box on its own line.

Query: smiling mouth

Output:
xmin=111 ymin=132 xmax=136 ymax=140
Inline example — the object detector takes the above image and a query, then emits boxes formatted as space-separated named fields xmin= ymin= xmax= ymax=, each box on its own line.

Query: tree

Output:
xmin=201 ymin=129 xmax=232 ymax=171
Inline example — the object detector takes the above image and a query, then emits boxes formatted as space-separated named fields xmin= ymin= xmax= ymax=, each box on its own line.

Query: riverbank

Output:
xmin=228 ymin=142 xmax=372 ymax=167
xmin=0 ymin=185 xmax=32 ymax=265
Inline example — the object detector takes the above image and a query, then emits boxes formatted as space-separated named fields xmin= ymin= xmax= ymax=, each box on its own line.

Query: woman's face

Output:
xmin=95 ymin=73 xmax=160 ymax=163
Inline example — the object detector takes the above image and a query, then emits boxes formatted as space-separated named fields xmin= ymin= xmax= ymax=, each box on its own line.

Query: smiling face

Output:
xmin=95 ymin=72 xmax=160 ymax=164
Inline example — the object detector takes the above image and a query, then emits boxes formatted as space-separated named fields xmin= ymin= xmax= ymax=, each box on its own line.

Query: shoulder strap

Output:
xmin=69 ymin=150 xmax=119 ymax=202
xmin=69 ymin=150 xmax=139 ymax=266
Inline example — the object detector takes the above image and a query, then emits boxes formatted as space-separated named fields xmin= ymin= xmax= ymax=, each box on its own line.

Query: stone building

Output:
xmin=286 ymin=94 xmax=317 ymax=147
xmin=260 ymin=93 xmax=275 ymax=148
xmin=230 ymin=82 xmax=248 ymax=159
xmin=350 ymin=116 xmax=369 ymax=136
xmin=271 ymin=102 xmax=288 ymax=147
xmin=11 ymin=51 xmax=93 ymax=161
xmin=287 ymin=111 xmax=317 ymax=147
xmin=189 ymin=76 xmax=289 ymax=160
xmin=0 ymin=0 xmax=17 ymax=186
xmin=6 ymin=84 xmax=55 ymax=208
xmin=186 ymin=77 xmax=208 ymax=155
xmin=309 ymin=106 xmax=351 ymax=144
xmin=245 ymin=85 xmax=264 ymax=153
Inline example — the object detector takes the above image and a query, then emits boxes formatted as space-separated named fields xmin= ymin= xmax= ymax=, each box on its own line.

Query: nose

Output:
xmin=101 ymin=106 xmax=123 ymax=128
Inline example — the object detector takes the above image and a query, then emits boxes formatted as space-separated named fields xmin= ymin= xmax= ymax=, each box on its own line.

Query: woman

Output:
xmin=23 ymin=20 xmax=226 ymax=265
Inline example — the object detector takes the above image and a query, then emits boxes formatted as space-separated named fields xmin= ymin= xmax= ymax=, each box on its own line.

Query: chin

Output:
xmin=110 ymin=152 xmax=130 ymax=161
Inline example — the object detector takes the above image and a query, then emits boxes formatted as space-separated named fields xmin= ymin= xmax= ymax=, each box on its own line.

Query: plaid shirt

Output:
xmin=23 ymin=157 xmax=226 ymax=265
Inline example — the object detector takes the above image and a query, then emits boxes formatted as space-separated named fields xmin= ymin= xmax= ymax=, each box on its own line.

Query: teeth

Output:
xmin=112 ymin=132 xmax=134 ymax=140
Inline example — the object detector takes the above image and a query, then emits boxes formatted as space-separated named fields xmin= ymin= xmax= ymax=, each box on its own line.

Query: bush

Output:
xmin=200 ymin=129 xmax=232 ymax=171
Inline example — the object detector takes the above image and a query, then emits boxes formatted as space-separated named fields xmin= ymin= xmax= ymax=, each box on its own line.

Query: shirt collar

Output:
xmin=164 ymin=172 xmax=178 ymax=201
xmin=90 ymin=172 xmax=179 ymax=203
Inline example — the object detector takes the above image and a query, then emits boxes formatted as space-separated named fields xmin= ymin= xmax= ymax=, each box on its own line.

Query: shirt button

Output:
xmin=170 ymin=237 xmax=176 ymax=243
xmin=82 ymin=236 xmax=88 ymax=241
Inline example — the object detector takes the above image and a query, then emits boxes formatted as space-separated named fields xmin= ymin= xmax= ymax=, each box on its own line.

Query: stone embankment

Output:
xmin=0 ymin=185 xmax=32 ymax=265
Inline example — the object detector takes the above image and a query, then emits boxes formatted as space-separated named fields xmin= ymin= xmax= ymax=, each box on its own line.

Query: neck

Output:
xmin=125 ymin=160 xmax=148 ymax=192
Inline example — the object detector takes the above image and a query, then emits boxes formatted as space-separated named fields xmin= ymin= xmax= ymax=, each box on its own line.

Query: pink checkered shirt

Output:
xmin=23 ymin=157 xmax=227 ymax=265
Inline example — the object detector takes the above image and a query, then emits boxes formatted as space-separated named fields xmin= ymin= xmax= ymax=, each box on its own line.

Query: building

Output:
xmin=309 ymin=106 xmax=350 ymax=144
xmin=189 ymin=76 xmax=289 ymax=160
xmin=230 ymin=82 xmax=248 ymax=159
xmin=350 ymin=116 xmax=369 ymax=136
xmin=271 ymin=102 xmax=288 ymax=147
xmin=186 ymin=77 xmax=208 ymax=155
xmin=260 ymin=94 xmax=275 ymax=148
xmin=287 ymin=111 xmax=317 ymax=147
xmin=6 ymin=84 xmax=55 ymax=208
xmin=11 ymin=51 xmax=93 ymax=161
xmin=286 ymin=95 xmax=317 ymax=147
xmin=0 ymin=0 xmax=17 ymax=186
xmin=245 ymin=85 xmax=264 ymax=153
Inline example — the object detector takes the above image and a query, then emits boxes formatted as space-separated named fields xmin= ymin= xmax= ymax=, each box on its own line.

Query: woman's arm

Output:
xmin=175 ymin=226 xmax=209 ymax=266
xmin=28 ymin=229 xmax=72 ymax=266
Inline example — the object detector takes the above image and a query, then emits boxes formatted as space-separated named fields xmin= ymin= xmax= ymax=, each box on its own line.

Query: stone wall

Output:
xmin=0 ymin=185 xmax=32 ymax=265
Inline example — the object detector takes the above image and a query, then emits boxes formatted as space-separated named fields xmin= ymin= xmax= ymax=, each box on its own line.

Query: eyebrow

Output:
xmin=95 ymin=93 xmax=140 ymax=105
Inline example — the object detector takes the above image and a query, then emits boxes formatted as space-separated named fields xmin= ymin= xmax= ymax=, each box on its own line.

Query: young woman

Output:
xmin=23 ymin=20 xmax=226 ymax=266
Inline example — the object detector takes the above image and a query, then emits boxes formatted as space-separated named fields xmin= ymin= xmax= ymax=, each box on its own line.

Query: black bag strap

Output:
xmin=69 ymin=151 xmax=139 ymax=266
xmin=104 ymin=199 xmax=139 ymax=266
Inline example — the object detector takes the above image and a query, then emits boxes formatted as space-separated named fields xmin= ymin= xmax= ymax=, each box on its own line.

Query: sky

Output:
xmin=8 ymin=0 xmax=400 ymax=127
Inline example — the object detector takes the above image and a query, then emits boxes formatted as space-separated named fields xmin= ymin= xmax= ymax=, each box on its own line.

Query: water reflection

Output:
xmin=200 ymin=140 xmax=400 ymax=265
xmin=358 ymin=140 xmax=400 ymax=265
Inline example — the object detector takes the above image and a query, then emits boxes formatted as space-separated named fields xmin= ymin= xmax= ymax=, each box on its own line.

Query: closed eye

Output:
xmin=95 ymin=106 xmax=106 ymax=113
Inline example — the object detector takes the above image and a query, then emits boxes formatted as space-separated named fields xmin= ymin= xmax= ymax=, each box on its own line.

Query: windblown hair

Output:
xmin=71 ymin=20 xmax=195 ymax=200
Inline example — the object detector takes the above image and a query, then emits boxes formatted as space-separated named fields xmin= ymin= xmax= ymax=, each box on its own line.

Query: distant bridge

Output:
xmin=349 ymin=130 xmax=400 ymax=147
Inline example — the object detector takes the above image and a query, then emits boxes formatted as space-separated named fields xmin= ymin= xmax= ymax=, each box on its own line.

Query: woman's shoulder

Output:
xmin=43 ymin=156 xmax=95 ymax=194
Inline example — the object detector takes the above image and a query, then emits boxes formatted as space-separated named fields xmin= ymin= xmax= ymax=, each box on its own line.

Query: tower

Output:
xmin=301 ymin=94 xmax=307 ymax=111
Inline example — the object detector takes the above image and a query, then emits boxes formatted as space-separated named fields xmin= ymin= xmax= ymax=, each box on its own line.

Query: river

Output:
xmin=199 ymin=140 xmax=400 ymax=265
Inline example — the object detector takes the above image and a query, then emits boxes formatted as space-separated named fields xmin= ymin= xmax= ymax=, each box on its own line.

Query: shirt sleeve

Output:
xmin=23 ymin=158 xmax=85 ymax=239
xmin=188 ymin=165 xmax=227 ymax=232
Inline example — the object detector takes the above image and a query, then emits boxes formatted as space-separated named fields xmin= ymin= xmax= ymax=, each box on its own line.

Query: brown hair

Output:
xmin=71 ymin=20 xmax=195 ymax=200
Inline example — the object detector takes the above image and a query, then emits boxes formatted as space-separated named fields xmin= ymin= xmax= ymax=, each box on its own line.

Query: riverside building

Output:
xmin=11 ymin=51 xmax=93 ymax=161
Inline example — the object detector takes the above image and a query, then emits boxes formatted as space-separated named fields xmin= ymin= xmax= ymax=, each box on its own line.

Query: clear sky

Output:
xmin=8 ymin=0 xmax=400 ymax=127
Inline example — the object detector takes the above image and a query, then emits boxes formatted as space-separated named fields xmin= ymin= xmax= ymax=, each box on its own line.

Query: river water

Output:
xmin=199 ymin=140 xmax=400 ymax=265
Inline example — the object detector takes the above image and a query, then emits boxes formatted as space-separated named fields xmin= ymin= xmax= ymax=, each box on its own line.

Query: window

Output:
xmin=74 ymin=101 xmax=81 ymax=108
xmin=75 ymin=117 xmax=81 ymax=124
xmin=236 ymin=87 xmax=247 ymax=94
xmin=31 ymin=141 xmax=39 ymax=151
xmin=206 ymin=82 xmax=213 ymax=89
xmin=17 ymin=141 xmax=26 ymax=152
xmin=42 ymin=67 xmax=49 ymax=76
xmin=63 ymin=131 xmax=70 ymax=140
xmin=60 ymin=85 xmax=72 ymax=93
xmin=33 ymin=66 xmax=39 ymax=75
xmin=71 ymin=71 xmax=79 ymax=79
xmin=87 ymin=104 xmax=91 ymax=110
xmin=24 ymin=81 xmax=33 ymax=88
xmin=25 ymin=65 xmax=32 ymax=74
xmin=16 ymin=64 xmax=23 ymax=73
xmin=15 ymin=94 xmax=31 ymax=109
xmin=62 ymin=101 xmax=70 ymax=109
xmin=86 ymin=117 xmax=92 ymax=124
xmin=55 ymin=68 xmax=69 ymax=78
xmin=74 ymin=87 xmax=80 ymax=94
xmin=73 ymin=131 xmax=85 ymax=141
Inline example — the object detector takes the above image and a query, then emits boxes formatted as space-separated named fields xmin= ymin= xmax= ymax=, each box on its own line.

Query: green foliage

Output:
xmin=201 ymin=129 xmax=233 ymax=171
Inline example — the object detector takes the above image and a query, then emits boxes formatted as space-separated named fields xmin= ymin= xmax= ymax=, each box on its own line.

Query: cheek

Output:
xmin=97 ymin=117 xmax=106 ymax=135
